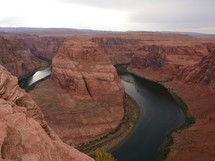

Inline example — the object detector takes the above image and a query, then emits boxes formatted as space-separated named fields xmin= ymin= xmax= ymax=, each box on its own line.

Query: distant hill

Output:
xmin=0 ymin=27 xmax=114 ymax=36
xmin=160 ymin=31 xmax=215 ymax=38
xmin=0 ymin=27 xmax=214 ymax=38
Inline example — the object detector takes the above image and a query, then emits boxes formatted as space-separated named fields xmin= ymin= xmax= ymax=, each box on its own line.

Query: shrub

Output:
xmin=95 ymin=149 xmax=117 ymax=161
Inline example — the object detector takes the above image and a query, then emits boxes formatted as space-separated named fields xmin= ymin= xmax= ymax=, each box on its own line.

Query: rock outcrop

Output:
xmin=0 ymin=36 xmax=41 ymax=79
xmin=130 ymin=44 xmax=209 ymax=81
xmin=92 ymin=32 xmax=194 ymax=65
xmin=0 ymin=65 xmax=94 ymax=161
xmin=44 ymin=39 xmax=125 ymax=145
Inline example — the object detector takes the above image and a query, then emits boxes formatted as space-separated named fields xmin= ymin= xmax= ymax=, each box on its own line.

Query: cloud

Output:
xmin=0 ymin=0 xmax=214 ymax=33
xmin=60 ymin=0 xmax=215 ymax=11
xmin=126 ymin=0 xmax=215 ymax=30
xmin=0 ymin=17 xmax=25 ymax=27
xmin=60 ymin=0 xmax=140 ymax=10
xmin=58 ymin=0 xmax=215 ymax=32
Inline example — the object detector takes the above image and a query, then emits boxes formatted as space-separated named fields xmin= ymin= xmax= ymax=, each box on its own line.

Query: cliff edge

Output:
xmin=0 ymin=65 xmax=94 ymax=161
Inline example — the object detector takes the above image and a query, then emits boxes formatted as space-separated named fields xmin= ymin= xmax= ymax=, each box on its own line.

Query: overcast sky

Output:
xmin=0 ymin=0 xmax=214 ymax=34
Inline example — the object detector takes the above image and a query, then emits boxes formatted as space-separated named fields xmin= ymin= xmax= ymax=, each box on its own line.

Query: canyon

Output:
xmin=127 ymin=38 xmax=215 ymax=161
xmin=0 ymin=29 xmax=215 ymax=161
xmin=93 ymin=33 xmax=215 ymax=160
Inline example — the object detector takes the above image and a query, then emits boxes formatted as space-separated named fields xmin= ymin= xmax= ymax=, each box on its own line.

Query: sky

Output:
xmin=0 ymin=0 xmax=214 ymax=34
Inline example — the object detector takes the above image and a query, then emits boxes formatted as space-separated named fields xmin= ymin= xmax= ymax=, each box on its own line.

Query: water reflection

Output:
xmin=27 ymin=66 xmax=51 ymax=86
xmin=19 ymin=66 xmax=51 ymax=89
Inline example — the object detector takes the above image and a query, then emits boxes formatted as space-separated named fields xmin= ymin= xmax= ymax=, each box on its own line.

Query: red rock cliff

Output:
xmin=24 ymin=36 xmax=65 ymax=61
xmin=130 ymin=43 xmax=215 ymax=87
xmin=0 ymin=65 xmax=94 ymax=161
xmin=49 ymin=39 xmax=124 ymax=145
xmin=92 ymin=32 xmax=194 ymax=65
xmin=0 ymin=36 xmax=41 ymax=79
xmin=92 ymin=37 xmax=140 ymax=64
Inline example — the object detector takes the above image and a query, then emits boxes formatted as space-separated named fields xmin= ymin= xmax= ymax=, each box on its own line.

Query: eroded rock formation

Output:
xmin=0 ymin=65 xmax=94 ymax=161
xmin=47 ymin=39 xmax=125 ymax=145
xmin=92 ymin=32 xmax=194 ymax=65
xmin=0 ymin=36 xmax=41 ymax=79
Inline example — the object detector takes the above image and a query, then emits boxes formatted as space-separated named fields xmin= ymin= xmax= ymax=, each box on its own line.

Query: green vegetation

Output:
xmin=169 ymin=91 xmax=196 ymax=127
xmin=157 ymin=80 xmax=171 ymax=83
xmin=114 ymin=63 xmax=130 ymax=74
xmin=95 ymin=149 xmax=117 ymax=161
xmin=123 ymin=93 xmax=140 ymax=124
xmin=159 ymin=134 xmax=173 ymax=161
xmin=159 ymin=90 xmax=195 ymax=160
xmin=76 ymin=93 xmax=139 ymax=156
xmin=123 ymin=79 xmax=133 ymax=83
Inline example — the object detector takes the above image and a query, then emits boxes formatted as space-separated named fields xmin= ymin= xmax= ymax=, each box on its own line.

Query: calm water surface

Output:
xmin=111 ymin=73 xmax=184 ymax=161
xmin=19 ymin=66 xmax=51 ymax=89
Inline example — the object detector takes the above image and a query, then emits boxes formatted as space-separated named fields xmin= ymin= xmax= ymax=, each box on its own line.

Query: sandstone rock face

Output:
xmin=0 ymin=36 xmax=41 ymax=79
xmin=92 ymin=32 xmax=194 ymax=65
xmin=50 ymin=39 xmax=124 ymax=145
xmin=130 ymin=43 xmax=214 ymax=86
xmin=92 ymin=37 xmax=140 ymax=64
xmin=0 ymin=65 xmax=94 ymax=161
xmin=24 ymin=36 xmax=65 ymax=61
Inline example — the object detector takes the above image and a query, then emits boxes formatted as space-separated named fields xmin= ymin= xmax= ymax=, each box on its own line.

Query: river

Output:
xmin=111 ymin=72 xmax=184 ymax=161
xmin=19 ymin=66 xmax=184 ymax=161
xmin=19 ymin=66 xmax=51 ymax=90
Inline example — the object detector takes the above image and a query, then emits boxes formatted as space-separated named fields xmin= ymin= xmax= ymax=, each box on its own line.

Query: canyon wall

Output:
xmin=0 ymin=36 xmax=41 ymax=79
xmin=92 ymin=32 xmax=193 ymax=65
xmin=92 ymin=37 xmax=140 ymax=64
xmin=0 ymin=65 xmax=94 ymax=161
xmin=23 ymin=36 xmax=65 ymax=61
xmin=128 ymin=39 xmax=215 ymax=161
xmin=48 ymin=39 xmax=124 ymax=145
xmin=130 ymin=44 xmax=205 ymax=80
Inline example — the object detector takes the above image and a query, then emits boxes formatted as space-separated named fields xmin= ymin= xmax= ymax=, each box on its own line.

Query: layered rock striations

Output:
xmin=128 ymin=41 xmax=215 ymax=161
xmin=0 ymin=36 xmax=41 ymax=79
xmin=23 ymin=36 xmax=65 ymax=61
xmin=130 ymin=44 xmax=209 ymax=81
xmin=92 ymin=32 xmax=194 ymax=65
xmin=0 ymin=65 xmax=94 ymax=161
xmin=92 ymin=37 xmax=140 ymax=64
xmin=49 ymin=39 xmax=124 ymax=145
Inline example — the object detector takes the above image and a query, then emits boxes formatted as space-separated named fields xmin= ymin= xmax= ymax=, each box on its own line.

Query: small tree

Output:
xmin=95 ymin=149 xmax=117 ymax=161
